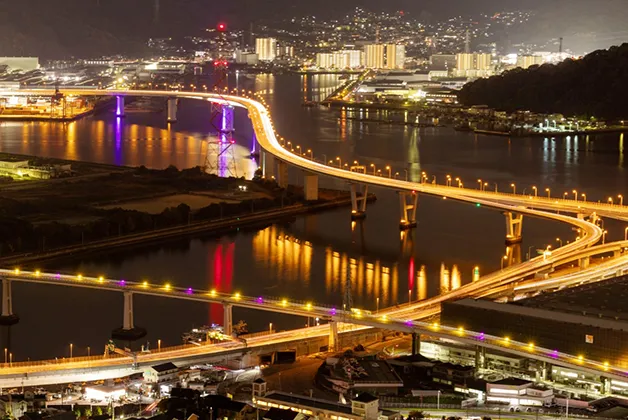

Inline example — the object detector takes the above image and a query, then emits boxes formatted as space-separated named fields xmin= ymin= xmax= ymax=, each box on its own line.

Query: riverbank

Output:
xmin=0 ymin=153 xmax=374 ymax=266
xmin=1 ymin=191 xmax=374 ymax=267
xmin=0 ymin=97 xmax=114 ymax=122
xmin=474 ymin=127 xmax=628 ymax=138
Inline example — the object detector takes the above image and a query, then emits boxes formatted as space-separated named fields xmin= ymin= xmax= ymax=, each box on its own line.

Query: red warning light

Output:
xmin=217 ymin=22 xmax=227 ymax=32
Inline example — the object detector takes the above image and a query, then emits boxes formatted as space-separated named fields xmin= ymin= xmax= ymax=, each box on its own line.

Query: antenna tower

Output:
xmin=204 ymin=23 xmax=237 ymax=177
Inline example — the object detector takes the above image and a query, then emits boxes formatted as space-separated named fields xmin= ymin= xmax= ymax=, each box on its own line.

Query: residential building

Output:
xmin=144 ymin=362 xmax=179 ymax=384
xmin=455 ymin=53 xmax=493 ymax=77
xmin=255 ymin=38 xmax=277 ymax=61
xmin=385 ymin=44 xmax=405 ymax=69
xmin=516 ymin=55 xmax=544 ymax=69
xmin=364 ymin=44 xmax=385 ymax=69
xmin=235 ymin=50 xmax=259 ymax=65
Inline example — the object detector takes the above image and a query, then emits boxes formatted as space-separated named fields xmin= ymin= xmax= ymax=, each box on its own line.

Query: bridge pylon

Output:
xmin=167 ymin=97 xmax=178 ymax=123
xmin=0 ymin=278 xmax=19 ymax=326
xmin=349 ymin=183 xmax=368 ymax=220
xmin=504 ymin=211 xmax=523 ymax=244
xmin=398 ymin=191 xmax=418 ymax=230
xmin=111 ymin=292 xmax=146 ymax=342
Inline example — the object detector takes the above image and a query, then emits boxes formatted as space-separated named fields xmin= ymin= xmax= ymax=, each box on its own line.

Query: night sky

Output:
xmin=0 ymin=0 xmax=626 ymax=57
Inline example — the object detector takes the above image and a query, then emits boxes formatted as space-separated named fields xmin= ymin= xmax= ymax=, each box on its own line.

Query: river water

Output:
xmin=0 ymin=74 xmax=626 ymax=361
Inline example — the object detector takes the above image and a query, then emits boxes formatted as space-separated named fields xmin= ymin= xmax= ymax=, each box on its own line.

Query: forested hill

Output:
xmin=457 ymin=43 xmax=628 ymax=120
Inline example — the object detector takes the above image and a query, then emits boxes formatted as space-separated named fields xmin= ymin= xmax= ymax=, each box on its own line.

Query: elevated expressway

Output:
xmin=0 ymin=89 xmax=627 ymax=383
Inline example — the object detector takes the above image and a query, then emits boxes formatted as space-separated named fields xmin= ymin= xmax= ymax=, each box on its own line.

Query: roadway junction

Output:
xmin=0 ymin=88 xmax=627 ymax=385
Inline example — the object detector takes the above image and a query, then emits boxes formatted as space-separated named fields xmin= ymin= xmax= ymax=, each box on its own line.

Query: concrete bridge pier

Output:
xmin=111 ymin=292 xmax=146 ymax=341
xmin=0 ymin=278 xmax=19 ymax=326
xmin=398 ymin=191 xmax=418 ymax=230
xmin=115 ymin=96 xmax=125 ymax=118
xmin=475 ymin=345 xmax=486 ymax=369
xmin=167 ymin=98 xmax=178 ymax=123
xmin=224 ymin=304 xmax=233 ymax=336
xmin=411 ymin=332 xmax=421 ymax=355
xmin=303 ymin=173 xmax=319 ymax=201
xmin=276 ymin=160 xmax=289 ymax=188
xmin=579 ymin=256 xmax=590 ymax=269
xmin=601 ymin=376 xmax=611 ymax=395
xmin=262 ymin=151 xmax=275 ymax=179
xmin=350 ymin=183 xmax=368 ymax=220
xmin=329 ymin=321 xmax=339 ymax=352
xmin=504 ymin=211 xmax=523 ymax=244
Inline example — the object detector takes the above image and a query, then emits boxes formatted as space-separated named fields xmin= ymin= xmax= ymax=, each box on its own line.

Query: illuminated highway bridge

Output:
xmin=0 ymin=88 xmax=628 ymax=384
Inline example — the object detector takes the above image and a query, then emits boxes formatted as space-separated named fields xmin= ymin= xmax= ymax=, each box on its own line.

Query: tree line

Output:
xmin=458 ymin=43 xmax=628 ymax=120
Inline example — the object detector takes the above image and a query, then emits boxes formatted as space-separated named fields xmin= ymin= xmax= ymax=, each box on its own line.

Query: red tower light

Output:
xmin=217 ymin=22 xmax=227 ymax=32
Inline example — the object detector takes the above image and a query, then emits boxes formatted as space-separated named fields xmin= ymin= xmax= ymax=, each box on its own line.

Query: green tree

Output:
xmin=95 ymin=406 xmax=103 ymax=416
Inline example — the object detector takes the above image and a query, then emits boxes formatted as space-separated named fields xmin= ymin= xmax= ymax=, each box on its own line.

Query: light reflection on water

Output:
xmin=0 ymin=73 xmax=625 ymax=361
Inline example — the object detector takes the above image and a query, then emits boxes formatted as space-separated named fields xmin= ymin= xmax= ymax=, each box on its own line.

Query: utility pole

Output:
xmin=559 ymin=37 xmax=563 ymax=54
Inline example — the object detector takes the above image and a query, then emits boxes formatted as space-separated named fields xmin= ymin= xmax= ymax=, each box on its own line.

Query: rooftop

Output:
xmin=353 ymin=392 xmax=378 ymax=403
xmin=263 ymin=407 xmax=300 ymax=420
xmin=491 ymin=377 xmax=533 ymax=387
xmin=261 ymin=391 xmax=353 ymax=415
xmin=448 ymin=297 xmax=628 ymax=332
xmin=518 ymin=274 xmax=628 ymax=324
xmin=150 ymin=362 xmax=178 ymax=373
xmin=329 ymin=357 xmax=403 ymax=384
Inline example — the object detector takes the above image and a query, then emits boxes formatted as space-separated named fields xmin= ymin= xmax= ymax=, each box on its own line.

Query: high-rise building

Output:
xmin=255 ymin=38 xmax=277 ymax=61
xmin=364 ymin=44 xmax=385 ymax=69
xmin=315 ymin=51 xmax=363 ymax=69
xmin=456 ymin=53 xmax=493 ymax=71
xmin=516 ymin=55 xmax=544 ymax=69
xmin=385 ymin=44 xmax=405 ymax=69
xmin=341 ymin=50 xmax=364 ymax=68
xmin=276 ymin=45 xmax=294 ymax=58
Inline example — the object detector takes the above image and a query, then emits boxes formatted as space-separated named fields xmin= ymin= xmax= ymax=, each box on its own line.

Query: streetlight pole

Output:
xmin=269 ymin=323 xmax=273 ymax=333
xmin=404 ymin=169 xmax=408 ymax=181
xmin=573 ymin=190 xmax=578 ymax=201
xmin=386 ymin=166 xmax=391 ymax=178
xmin=619 ymin=195 xmax=624 ymax=206
xmin=371 ymin=164 xmax=376 ymax=175
xmin=527 ymin=245 xmax=535 ymax=261
xmin=511 ymin=183 xmax=516 ymax=194
xmin=581 ymin=193 xmax=586 ymax=202
xmin=336 ymin=157 xmax=342 ymax=168
xmin=556 ymin=238 xmax=563 ymax=247
xmin=603 ymin=230 xmax=608 ymax=244
xmin=546 ymin=188 xmax=551 ymax=198
xmin=477 ymin=179 xmax=483 ymax=191
xmin=500 ymin=255 xmax=507 ymax=270
xmin=532 ymin=186 xmax=537 ymax=197
xmin=376 ymin=297 xmax=379 ymax=314
xmin=408 ymin=289 xmax=412 ymax=304
xmin=70 ymin=343 xmax=73 ymax=359
xmin=158 ymin=339 xmax=161 ymax=351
